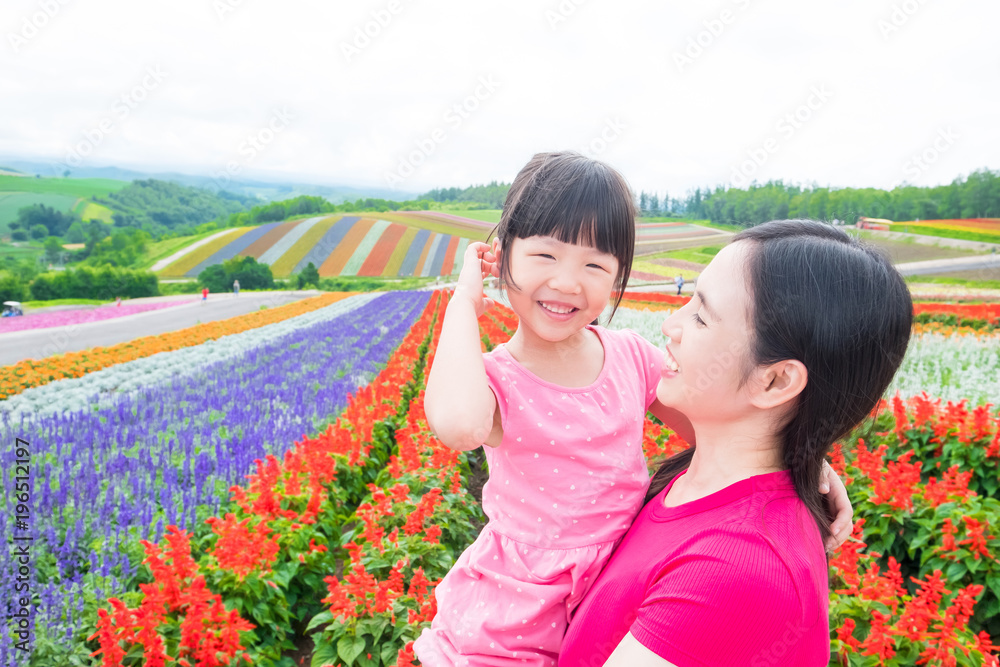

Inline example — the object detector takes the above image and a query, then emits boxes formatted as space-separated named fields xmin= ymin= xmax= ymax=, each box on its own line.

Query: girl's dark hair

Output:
xmin=492 ymin=151 xmax=637 ymax=319
xmin=644 ymin=220 xmax=913 ymax=542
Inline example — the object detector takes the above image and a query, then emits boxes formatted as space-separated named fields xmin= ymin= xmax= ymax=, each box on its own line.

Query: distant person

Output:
xmin=202 ymin=287 xmax=209 ymax=303
xmin=233 ymin=279 xmax=240 ymax=296
xmin=674 ymin=273 xmax=685 ymax=295
xmin=115 ymin=296 xmax=122 ymax=307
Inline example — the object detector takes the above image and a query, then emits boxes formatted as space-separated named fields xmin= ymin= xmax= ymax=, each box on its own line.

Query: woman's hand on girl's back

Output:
xmin=455 ymin=241 xmax=499 ymax=317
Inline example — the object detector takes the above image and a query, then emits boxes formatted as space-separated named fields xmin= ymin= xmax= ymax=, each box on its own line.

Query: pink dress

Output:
xmin=413 ymin=326 xmax=663 ymax=666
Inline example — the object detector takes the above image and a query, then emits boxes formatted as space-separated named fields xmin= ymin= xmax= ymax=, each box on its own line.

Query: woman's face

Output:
xmin=657 ymin=241 xmax=758 ymax=422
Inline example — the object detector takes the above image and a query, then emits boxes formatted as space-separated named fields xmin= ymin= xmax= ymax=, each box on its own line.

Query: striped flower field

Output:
xmin=155 ymin=212 xmax=488 ymax=279
xmin=2 ymin=288 xmax=998 ymax=666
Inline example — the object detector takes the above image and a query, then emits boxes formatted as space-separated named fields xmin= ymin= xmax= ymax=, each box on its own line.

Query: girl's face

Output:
xmin=502 ymin=234 xmax=619 ymax=342
xmin=657 ymin=241 xmax=758 ymax=421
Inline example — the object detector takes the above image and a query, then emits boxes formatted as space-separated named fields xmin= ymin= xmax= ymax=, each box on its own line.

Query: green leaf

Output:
xmin=944 ymin=560 xmax=968 ymax=581
xmin=338 ymin=635 xmax=366 ymax=666
xmin=311 ymin=636 xmax=340 ymax=667
xmin=306 ymin=610 xmax=334 ymax=632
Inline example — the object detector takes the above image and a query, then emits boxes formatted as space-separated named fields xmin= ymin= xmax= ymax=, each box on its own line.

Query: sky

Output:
xmin=1 ymin=0 xmax=997 ymax=198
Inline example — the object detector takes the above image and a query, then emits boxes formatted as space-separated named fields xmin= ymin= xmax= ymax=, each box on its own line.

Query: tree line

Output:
xmin=696 ymin=168 xmax=1000 ymax=226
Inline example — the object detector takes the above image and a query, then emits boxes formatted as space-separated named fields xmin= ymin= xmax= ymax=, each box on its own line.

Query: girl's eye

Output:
xmin=692 ymin=313 xmax=707 ymax=327
xmin=536 ymin=254 xmax=554 ymax=260
xmin=587 ymin=263 xmax=607 ymax=271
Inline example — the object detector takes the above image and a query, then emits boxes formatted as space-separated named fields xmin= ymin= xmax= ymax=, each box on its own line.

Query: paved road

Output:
xmin=893 ymin=253 xmax=1000 ymax=276
xmin=0 ymin=290 xmax=320 ymax=365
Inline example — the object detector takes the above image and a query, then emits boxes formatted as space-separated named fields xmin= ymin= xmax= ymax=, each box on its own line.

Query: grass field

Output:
xmin=0 ymin=242 xmax=44 ymax=263
xmin=0 ymin=174 xmax=125 ymax=198
xmin=0 ymin=192 xmax=79 ymax=228
xmin=645 ymin=245 xmax=724 ymax=265
xmin=438 ymin=208 xmax=502 ymax=224
xmin=73 ymin=200 xmax=115 ymax=223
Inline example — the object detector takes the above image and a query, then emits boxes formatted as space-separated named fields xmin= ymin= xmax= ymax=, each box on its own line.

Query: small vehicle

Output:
xmin=1 ymin=301 xmax=24 ymax=317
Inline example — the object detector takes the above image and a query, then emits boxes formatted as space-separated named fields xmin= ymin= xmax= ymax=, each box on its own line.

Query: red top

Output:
xmin=559 ymin=469 xmax=830 ymax=667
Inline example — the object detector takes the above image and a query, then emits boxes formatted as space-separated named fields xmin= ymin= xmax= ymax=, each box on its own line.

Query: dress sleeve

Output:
xmin=629 ymin=535 xmax=814 ymax=666
xmin=622 ymin=329 xmax=663 ymax=409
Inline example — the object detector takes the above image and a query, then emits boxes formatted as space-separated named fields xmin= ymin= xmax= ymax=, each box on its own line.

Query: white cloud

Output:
xmin=1 ymin=0 xmax=997 ymax=195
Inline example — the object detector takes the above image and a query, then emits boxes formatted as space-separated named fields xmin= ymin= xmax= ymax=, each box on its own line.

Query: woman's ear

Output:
xmin=749 ymin=359 xmax=808 ymax=411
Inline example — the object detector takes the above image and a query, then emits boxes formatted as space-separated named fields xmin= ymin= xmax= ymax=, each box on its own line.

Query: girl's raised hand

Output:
xmin=455 ymin=241 xmax=499 ymax=317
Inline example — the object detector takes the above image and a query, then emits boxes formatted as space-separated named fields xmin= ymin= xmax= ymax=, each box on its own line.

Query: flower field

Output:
xmin=895 ymin=219 xmax=1000 ymax=242
xmin=155 ymin=212 xmax=482 ymax=279
xmin=2 ymin=289 xmax=999 ymax=666
xmin=0 ymin=300 xmax=197 ymax=334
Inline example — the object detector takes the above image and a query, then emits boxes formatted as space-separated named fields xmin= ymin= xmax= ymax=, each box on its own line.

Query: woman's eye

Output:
xmin=692 ymin=313 xmax=707 ymax=327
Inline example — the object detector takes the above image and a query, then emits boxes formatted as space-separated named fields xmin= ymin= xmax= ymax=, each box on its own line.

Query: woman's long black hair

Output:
xmin=644 ymin=220 xmax=913 ymax=543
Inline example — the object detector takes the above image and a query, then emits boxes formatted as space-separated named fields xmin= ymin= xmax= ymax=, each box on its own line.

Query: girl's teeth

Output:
xmin=541 ymin=302 xmax=574 ymax=314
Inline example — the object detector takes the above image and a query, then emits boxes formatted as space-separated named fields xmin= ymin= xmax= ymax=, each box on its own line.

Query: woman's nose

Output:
xmin=661 ymin=313 xmax=682 ymax=341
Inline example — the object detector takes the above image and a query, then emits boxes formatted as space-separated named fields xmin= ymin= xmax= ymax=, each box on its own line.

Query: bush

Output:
xmin=198 ymin=256 xmax=274 ymax=293
xmin=297 ymin=262 xmax=320 ymax=289
xmin=0 ymin=270 xmax=28 ymax=303
xmin=29 ymin=266 xmax=159 ymax=300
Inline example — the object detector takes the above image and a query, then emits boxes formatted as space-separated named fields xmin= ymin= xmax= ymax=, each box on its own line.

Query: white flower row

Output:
xmin=888 ymin=331 xmax=1000 ymax=406
xmin=607 ymin=306 xmax=998 ymax=407
xmin=1 ymin=293 xmax=379 ymax=421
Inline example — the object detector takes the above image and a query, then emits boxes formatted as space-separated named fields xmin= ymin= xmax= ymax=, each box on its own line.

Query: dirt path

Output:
xmin=0 ymin=290 xmax=321 ymax=366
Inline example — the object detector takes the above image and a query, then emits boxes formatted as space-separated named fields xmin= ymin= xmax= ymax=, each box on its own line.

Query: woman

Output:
xmin=559 ymin=220 xmax=912 ymax=666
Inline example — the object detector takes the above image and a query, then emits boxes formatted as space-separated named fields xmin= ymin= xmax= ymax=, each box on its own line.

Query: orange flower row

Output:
xmin=0 ymin=292 xmax=354 ymax=400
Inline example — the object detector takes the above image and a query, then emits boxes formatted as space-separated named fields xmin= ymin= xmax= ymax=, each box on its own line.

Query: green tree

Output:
xmin=30 ymin=223 xmax=48 ymax=240
xmin=43 ymin=237 xmax=64 ymax=265
xmin=65 ymin=221 xmax=86 ymax=243
xmin=198 ymin=256 xmax=273 ymax=293
xmin=0 ymin=270 xmax=28 ymax=303
xmin=297 ymin=262 xmax=320 ymax=289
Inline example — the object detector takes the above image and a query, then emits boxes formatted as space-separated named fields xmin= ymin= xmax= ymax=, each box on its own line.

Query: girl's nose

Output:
xmin=547 ymin=270 xmax=582 ymax=294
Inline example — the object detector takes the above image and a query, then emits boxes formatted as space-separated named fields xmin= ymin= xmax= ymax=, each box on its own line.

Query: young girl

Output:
xmin=415 ymin=152 xmax=850 ymax=666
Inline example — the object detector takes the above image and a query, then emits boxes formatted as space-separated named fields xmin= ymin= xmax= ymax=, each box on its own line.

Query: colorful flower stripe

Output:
xmin=0 ymin=292 xmax=352 ymax=400
xmin=321 ymin=218 xmax=376 ymax=276
xmin=341 ymin=219 xmax=392 ymax=276
xmin=0 ymin=299 xmax=197 ymax=334
xmin=293 ymin=216 xmax=357 ymax=274
xmin=632 ymin=260 xmax=700 ymax=281
xmin=358 ymin=222 xmax=407 ymax=276
xmin=269 ymin=214 xmax=341 ymax=276
xmin=383 ymin=227 xmax=419 ymax=277
xmin=257 ymin=215 xmax=325 ymax=265
xmin=150 ymin=229 xmax=237 ymax=272
xmin=0 ymin=291 xmax=431 ymax=665
xmin=914 ymin=302 xmax=1000 ymax=324
xmin=240 ymin=218 xmax=304 ymax=259
xmin=185 ymin=221 xmax=283 ymax=277
xmin=157 ymin=227 xmax=252 ymax=277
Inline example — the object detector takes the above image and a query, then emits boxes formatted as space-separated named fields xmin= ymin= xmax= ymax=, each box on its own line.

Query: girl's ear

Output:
xmin=491 ymin=237 xmax=501 ymax=257
xmin=748 ymin=359 xmax=807 ymax=411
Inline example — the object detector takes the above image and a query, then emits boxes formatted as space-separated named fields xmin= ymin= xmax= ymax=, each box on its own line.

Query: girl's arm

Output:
xmin=424 ymin=242 xmax=501 ymax=452
xmin=602 ymin=633 xmax=675 ymax=667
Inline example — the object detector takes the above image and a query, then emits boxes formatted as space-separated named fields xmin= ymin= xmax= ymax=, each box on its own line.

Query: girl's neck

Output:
xmin=505 ymin=324 xmax=605 ymax=388
xmin=664 ymin=419 xmax=785 ymax=507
